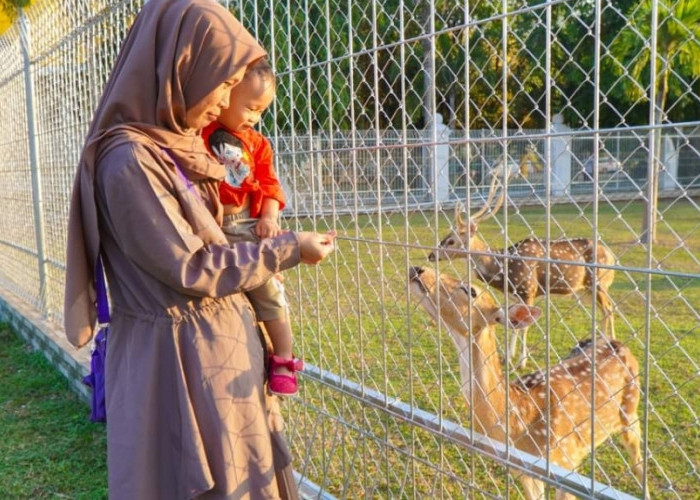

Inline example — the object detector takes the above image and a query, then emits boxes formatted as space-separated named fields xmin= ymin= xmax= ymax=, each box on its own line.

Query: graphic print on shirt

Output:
xmin=209 ymin=129 xmax=251 ymax=187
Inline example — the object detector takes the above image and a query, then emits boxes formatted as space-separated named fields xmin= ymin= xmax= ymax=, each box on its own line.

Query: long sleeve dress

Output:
xmin=94 ymin=139 xmax=299 ymax=499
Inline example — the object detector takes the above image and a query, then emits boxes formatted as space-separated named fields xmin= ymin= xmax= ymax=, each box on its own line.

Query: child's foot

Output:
xmin=268 ymin=355 xmax=304 ymax=396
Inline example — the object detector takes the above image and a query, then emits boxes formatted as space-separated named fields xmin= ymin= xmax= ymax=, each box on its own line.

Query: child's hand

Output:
xmin=256 ymin=217 xmax=281 ymax=239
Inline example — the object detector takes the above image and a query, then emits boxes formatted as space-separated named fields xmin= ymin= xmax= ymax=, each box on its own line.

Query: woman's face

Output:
xmin=184 ymin=78 xmax=238 ymax=130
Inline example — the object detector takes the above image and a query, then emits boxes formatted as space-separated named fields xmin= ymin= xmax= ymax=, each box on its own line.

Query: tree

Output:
xmin=607 ymin=0 xmax=700 ymax=243
xmin=239 ymin=0 xmax=700 ymax=142
xmin=0 ymin=0 xmax=31 ymax=34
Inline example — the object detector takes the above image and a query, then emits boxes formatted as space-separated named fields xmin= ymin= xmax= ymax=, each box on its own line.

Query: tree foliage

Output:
xmin=0 ymin=0 xmax=31 ymax=17
xmin=605 ymin=0 xmax=700 ymax=242
xmin=0 ymin=0 xmax=33 ymax=36
xmin=607 ymin=0 xmax=700 ymax=123
xmin=233 ymin=0 xmax=700 ymax=132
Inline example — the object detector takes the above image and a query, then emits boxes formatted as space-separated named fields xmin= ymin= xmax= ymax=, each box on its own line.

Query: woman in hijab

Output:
xmin=63 ymin=0 xmax=335 ymax=498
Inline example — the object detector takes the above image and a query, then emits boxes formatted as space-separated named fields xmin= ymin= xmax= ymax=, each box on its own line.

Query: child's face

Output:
xmin=218 ymin=73 xmax=275 ymax=132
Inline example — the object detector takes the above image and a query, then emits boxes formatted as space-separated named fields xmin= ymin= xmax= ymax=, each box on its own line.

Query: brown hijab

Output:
xmin=64 ymin=0 xmax=266 ymax=348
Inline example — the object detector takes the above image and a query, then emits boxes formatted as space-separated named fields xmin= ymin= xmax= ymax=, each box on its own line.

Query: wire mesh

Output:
xmin=0 ymin=0 xmax=698 ymax=497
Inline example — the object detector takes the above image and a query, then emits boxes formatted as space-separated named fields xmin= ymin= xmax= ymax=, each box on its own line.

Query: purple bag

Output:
xmin=83 ymin=326 xmax=108 ymax=422
xmin=82 ymin=256 xmax=109 ymax=423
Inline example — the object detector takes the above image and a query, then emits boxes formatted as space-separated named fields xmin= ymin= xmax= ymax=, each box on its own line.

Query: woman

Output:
xmin=63 ymin=0 xmax=335 ymax=498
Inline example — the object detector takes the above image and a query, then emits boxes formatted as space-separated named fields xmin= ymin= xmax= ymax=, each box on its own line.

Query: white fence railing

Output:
xmin=273 ymin=125 xmax=700 ymax=215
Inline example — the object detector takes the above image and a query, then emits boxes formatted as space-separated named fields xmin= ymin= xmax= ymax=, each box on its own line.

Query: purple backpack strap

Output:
xmin=83 ymin=255 xmax=109 ymax=423
xmin=163 ymin=148 xmax=204 ymax=203
xmin=95 ymin=255 xmax=110 ymax=324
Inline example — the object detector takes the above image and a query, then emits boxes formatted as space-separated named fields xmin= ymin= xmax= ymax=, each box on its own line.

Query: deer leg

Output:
xmin=554 ymin=490 xmax=577 ymax=500
xmin=512 ymin=297 xmax=536 ymax=370
xmin=596 ymin=288 xmax=616 ymax=339
xmin=512 ymin=325 xmax=530 ymax=370
xmin=617 ymin=367 xmax=647 ymax=498
xmin=506 ymin=325 xmax=530 ymax=370
xmin=515 ymin=474 xmax=545 ymax=500
xmin=620 ymin=418 xmax=647 ymax=496
xmin=508 ymin=326 xmax=519 ymax=363
xmin=619 ymin=388 xmax=646 ymax=497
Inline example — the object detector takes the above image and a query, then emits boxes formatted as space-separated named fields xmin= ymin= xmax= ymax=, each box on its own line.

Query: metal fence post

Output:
xmin=661 ymin=133 xmax=679 ymax=190
xmin=19 ymin=8 xmax=49 ymax=315
xmin=434 ymin=113 xmax=450 ymax=203
xmin=550 ymin=113 xmax=571 ymax=197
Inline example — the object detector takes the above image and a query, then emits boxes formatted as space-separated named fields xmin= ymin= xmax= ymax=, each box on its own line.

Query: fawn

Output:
xmin=408 ymin=265 xmax=644 ymax=499
xmin=428 ymin=175 xmax=616 ymax=369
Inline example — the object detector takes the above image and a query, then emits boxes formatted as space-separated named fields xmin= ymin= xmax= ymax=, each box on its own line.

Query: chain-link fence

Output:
xmin=1 ymin=0 xmax=699 ymax=497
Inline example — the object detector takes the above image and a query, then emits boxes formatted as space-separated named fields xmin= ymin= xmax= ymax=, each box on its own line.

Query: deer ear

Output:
xmin=469 ymin=220 xmax=478 ymax=236
xmin=496 ymin=305 xmax=541 ymax=329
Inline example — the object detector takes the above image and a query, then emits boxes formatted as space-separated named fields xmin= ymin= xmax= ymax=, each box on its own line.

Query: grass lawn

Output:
xmin=282 ymin=197 xmax=700 ymax=498
xmin=1 ymin=197 xmax=697 ymax=498
xmin=0 ymin=325 xmax=107 ymax=499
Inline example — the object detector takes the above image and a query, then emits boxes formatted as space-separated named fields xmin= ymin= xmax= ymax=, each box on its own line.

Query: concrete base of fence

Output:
xmin=0 ymin=289 xmax=91 ymax=403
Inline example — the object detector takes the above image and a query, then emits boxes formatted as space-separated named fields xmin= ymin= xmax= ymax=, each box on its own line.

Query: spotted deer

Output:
xmin=408 ymin=266 xmax=645 ymax=500
xmin=428 ymin=176 xmax=616 ymax=369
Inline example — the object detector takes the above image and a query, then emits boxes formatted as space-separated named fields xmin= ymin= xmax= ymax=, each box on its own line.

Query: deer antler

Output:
xmin=470 ymin=172 xmax=506 ymax=224
xmin=455 ymin=201 xmax=467 ymax=229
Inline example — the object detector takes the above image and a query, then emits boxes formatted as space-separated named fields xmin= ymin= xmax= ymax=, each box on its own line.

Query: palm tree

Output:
xmin=607 ymin=0 xmax=700 ymax=243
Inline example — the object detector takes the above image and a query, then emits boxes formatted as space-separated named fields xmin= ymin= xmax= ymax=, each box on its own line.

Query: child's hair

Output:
xmin=245 ymin=58 xmax=276 ymax=90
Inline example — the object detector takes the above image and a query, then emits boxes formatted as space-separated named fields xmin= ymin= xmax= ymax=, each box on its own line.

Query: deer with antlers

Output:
xmin=408 ymin=266 xmax=645 ymax=499
xmin=428 ymin=175 xmax=616 ymax=369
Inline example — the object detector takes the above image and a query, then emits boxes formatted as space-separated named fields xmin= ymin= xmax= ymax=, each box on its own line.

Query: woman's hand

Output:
xmin=297 ymin=231 xmax=337 ymax=264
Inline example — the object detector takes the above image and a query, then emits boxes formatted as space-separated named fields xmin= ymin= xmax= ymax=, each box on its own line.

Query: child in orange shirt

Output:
xmin=203 ymin=59 xmax=301 ymax=396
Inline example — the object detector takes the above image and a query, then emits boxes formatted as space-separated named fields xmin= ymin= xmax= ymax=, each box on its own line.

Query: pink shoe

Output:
xmin=268 ymin=355 xmax=304 ymax=396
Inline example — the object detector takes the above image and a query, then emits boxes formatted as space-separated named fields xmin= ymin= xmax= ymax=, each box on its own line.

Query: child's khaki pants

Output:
xmin=222 ymin=212 xmax=287 ymax=322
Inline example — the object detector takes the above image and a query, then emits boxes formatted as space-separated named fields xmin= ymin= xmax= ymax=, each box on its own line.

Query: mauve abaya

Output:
xmin=64 ymin=0 xmax=300 ymax=497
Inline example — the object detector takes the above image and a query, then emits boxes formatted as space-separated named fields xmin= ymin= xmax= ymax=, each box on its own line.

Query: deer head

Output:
xmin=408 ymin=266 xmax=540 ymax=336
xmin=427 ymin=165 xmax=617 ymax=369
xmin=428 ymin=172 xmax=505 ymax=262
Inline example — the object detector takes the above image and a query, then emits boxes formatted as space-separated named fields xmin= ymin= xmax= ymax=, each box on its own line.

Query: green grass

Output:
xmin=2 ymin=198 xmax=697 ymax=498
xmin=282 ymin=197 xmax=700 ymax=498
xmin=0 ymin=325 xmax=107 ymax=499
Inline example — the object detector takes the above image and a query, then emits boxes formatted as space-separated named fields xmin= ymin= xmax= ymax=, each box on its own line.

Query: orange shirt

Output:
xmin=202 ymin=123 xmax=286 ymax=218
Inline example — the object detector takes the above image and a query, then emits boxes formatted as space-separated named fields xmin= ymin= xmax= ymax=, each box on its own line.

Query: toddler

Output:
xmin=203 ymin=58 xmax=302 ymax=396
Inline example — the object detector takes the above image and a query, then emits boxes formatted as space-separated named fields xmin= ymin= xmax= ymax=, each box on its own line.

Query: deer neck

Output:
xmin=447 ymin=325 xmax=475 ymax=410
xmin=465 ymin=325 xmax=519 ymax=440
xmin=469 ymin=237 xmax=501 ymax=284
